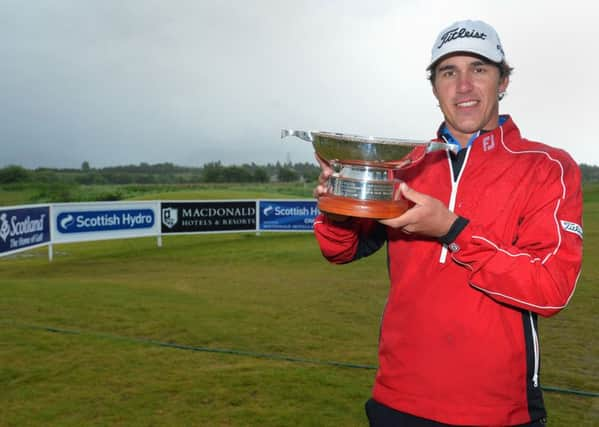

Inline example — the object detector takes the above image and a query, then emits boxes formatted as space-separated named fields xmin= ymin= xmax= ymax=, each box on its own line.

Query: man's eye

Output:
xmin=474 ymin=67 xmax=486 ymax=73
xmin=441 ymin=70 xmax=455 ymax=78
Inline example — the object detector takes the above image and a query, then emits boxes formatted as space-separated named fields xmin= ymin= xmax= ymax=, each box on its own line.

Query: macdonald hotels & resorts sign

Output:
xmin=161 ymin=201 xmax=256 ymax=233
xmin=0 ymin=205 xmax=51 ymax=256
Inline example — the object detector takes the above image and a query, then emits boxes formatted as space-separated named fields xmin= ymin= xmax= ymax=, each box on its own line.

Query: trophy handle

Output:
xmin=427 ymin=141 xmax=458 ymax=154
xmin=281 ymin=129 xmax=313 ymax=142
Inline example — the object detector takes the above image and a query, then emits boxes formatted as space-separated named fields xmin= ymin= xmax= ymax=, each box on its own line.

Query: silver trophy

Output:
xmin=282 ymin=129 xmax=455 ymax=218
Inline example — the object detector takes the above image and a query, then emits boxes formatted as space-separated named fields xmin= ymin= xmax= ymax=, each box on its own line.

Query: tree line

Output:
xmin=0 ymin=161 xmax=321 ymax=185
xmin=579 ymin=164 xmax=599 ymax=183
xmin=1 ymin=161 xmax=599 ymax=185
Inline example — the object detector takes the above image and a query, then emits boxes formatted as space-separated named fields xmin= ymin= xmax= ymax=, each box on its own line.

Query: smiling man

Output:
xmin=313 ymin=20 xmax=583 ymax=426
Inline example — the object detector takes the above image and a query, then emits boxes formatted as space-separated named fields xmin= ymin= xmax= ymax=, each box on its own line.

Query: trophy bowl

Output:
xmin=282 ymin=129 xmax=454 ymax=219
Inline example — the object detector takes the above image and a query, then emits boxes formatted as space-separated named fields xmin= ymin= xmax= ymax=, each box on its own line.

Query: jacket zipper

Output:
xmin=529 ymin=312 xmax=540 ymax=387
xmin=439 ymin=147 xmax=471 ymax=263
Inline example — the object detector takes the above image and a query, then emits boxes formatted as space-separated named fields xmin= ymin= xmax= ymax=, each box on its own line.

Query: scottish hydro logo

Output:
xmin=57 ymin=209 xmax=155 ymax=233
xmin=262 ymin=205 xmax=274 ymax=217
xmin=59 ymin=214 xmax=75 ymax=231
xmin=261 ymin=203 xmax=319 ymax=219
xmin=259 ymin=201 xmax=319 ymax=230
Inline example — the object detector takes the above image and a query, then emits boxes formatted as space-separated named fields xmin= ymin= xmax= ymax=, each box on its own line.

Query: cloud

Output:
xmin=0 ymin=0 xmax=597 ymax=168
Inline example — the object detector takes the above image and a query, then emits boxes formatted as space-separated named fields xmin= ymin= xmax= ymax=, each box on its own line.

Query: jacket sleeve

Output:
xmin=313 ymin=213 xmax=386 ymax=264
xmin=450 ymin=154 xmax=583 ymax=317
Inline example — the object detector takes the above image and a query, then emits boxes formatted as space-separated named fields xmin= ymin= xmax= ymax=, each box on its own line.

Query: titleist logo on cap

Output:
xmin=429 ymin=20 xmax=505 ymax=68
xmin=437 ymin=27 xmax=487 ymax=49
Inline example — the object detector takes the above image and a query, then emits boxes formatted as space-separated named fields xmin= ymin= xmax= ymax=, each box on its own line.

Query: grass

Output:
xmin=0 ymin=185 xmax=41 ymax=207
xmin=127 ymin=183 xmax=314 ymax=201
xmin=1 ymin=234 xmax=384 ymax=426
xmin=0 ymin=184 xmax=597 ymax=426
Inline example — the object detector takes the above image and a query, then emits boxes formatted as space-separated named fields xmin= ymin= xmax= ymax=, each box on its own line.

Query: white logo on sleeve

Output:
xmin=482 ymin=135 xmax=495 ymax=151
xmin=560 ymin=220 xmax=583 ymax=239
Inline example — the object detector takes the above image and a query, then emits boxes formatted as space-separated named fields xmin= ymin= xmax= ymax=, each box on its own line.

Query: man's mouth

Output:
xmin=456 ymin=100 xmax=479 ymax=108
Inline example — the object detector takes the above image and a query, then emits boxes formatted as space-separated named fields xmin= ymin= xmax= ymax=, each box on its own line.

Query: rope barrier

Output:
xmin=5 ymin=320 xmax=599 ymax=398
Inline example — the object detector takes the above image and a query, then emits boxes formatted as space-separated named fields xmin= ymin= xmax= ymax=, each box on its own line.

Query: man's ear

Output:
xmin=432 ymin=84 xmax=439 ymax=100
xmin=499 ymin=75 xmax=509 ymax=94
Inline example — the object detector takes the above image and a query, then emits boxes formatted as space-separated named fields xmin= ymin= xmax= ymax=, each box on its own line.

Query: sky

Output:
xmin=1 ymin=0 xmax=598 ymax=169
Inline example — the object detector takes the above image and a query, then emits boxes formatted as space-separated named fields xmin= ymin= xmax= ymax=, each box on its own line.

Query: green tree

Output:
xmin=580 ymin=163 xmax=599 ymax=182
xmin=202 ymin=162 xmax=225 ymax=182
xmin=226 ymin=166 xmax=252 ymax=182
xmin=253 ymin=167 xmax=269 ymax=182
xmin=0 ymin=165 xmax=30 ymax=184
xmin=277 ymin=167 xmax=298 ymax=182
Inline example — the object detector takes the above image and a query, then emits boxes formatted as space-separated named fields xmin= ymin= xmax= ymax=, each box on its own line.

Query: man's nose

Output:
xmin=457 ymin=73 xmax=473 ymax=92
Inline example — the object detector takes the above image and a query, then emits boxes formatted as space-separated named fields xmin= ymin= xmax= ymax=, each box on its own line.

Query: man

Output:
xmin=313 ymin=20 xmax=583 ymax=426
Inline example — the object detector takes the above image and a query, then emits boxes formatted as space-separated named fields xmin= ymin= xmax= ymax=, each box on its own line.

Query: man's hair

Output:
xmin=427 ymin=58 xmax=514 ymax=100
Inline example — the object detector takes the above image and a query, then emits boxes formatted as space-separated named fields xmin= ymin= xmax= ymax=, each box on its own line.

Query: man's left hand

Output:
xmin=380 ymin=183 xmax=457 ymax=238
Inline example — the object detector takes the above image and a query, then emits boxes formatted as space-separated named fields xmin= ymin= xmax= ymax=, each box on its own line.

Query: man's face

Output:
xmin=432 ymin=54 xmax=509 ymax=145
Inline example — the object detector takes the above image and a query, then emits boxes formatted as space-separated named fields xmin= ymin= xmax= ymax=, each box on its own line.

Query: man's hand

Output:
xmin=313 ymin=153 xmax=333 ymax=199
xmin=380 ymin=183 xmax=457 ymax=238
xmin=312 ymin=153 xmax=349 ymax=222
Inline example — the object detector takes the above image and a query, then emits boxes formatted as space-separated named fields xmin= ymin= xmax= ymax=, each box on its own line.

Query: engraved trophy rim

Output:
xmin=281 ymin=129 xmax=453 ymax=164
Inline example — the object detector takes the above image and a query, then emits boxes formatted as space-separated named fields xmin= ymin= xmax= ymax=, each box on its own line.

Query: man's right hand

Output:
xmin=313 ymin=153 xmax=334 ymax=199
xmin=312 ymin=153 xmax=349 ymax=222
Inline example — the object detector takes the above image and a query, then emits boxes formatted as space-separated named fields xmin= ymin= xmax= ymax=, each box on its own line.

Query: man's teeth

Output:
xmin=457 ymin=100 xmax=478 ymax=107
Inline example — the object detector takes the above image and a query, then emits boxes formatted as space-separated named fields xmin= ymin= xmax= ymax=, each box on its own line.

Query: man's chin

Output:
xmin=447 ymin=122 xmax=483 ymax=137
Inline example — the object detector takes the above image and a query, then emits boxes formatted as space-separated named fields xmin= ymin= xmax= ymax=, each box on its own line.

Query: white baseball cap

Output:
xmin=429 ymin=20 xmax=505 ymax=69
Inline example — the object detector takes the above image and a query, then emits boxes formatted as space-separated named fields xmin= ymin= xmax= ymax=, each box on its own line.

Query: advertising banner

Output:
xmin=161 ymin=201 xmax=256 ymax=233
xmin=52 ymin=202 xmax=160 ymax=243
xmin=0 ymin=205 xmax=51 ymax=257
xmin=258 ymin=200 xmax=319 ymax=231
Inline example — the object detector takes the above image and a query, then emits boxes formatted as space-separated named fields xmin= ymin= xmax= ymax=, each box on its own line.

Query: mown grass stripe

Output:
xmin=5 ymin=319 xmax=599 ymax=398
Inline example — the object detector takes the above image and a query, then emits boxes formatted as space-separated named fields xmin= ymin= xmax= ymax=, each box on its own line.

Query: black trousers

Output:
xmin=365 ymin=399 xmax=546 ymax=427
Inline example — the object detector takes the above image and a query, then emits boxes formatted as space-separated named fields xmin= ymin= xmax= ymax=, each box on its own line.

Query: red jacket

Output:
xmin=314 ymin=116 xmax=583 ymax=426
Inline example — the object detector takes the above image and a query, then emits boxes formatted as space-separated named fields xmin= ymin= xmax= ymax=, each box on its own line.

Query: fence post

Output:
xmin=48 ymin=204 xmax=54 ymax=262
xmin=255 ymin=200 xmax=261 ymax=236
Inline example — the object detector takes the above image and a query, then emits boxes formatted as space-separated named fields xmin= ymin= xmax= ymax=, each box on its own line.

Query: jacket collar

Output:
xmin=435 ymin=115 xmax=513 ymax=151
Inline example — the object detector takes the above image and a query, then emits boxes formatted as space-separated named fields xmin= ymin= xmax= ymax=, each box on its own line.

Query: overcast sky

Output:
xmin=2 ymin=0 xmax=598 ymax=169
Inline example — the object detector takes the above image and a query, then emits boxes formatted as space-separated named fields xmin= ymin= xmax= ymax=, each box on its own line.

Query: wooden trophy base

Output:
xmin=318 ymin=194 xmax=409 ymax=219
